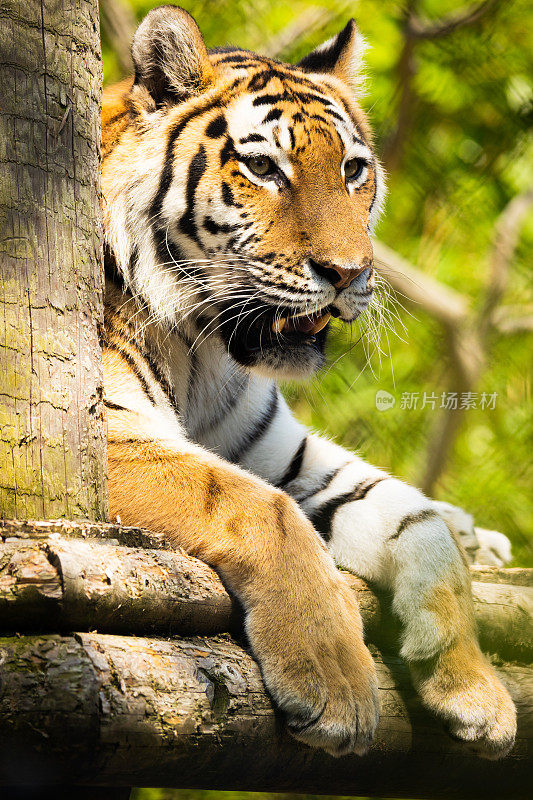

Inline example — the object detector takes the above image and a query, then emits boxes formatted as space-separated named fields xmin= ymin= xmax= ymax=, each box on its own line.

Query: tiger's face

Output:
xmin=102 ymin=6 xmax=386 ymax=378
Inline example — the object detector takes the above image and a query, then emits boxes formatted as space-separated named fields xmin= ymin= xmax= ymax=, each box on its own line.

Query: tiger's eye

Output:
xmin=247 ymin=155 xmax=274 ymax=176
xmin=344 ymin=158 xmax=365 ymax=181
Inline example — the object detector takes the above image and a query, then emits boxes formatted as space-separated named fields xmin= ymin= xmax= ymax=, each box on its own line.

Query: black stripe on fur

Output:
xmin=205 ymin=114 xmax=227 ymax=138
xmin=296 ymin=464 xmax=348 ymax=503
xmin=276 ymin=438 xmax=307 ymax=487
xmin=389 ymin=509 xmax=440 ymax=540
xmin=148 ymin=81 xmax=241 ymax=226
xmin=309 ymin=477 xmax=388 ymax=541
xmin=106 ymin=344 xmax=158 ymax=406
xmin=228 ymin=385 xmax=279 ymax=462
xmin=104 ymin=399 xmax=130 ymax=412
xmin=179 ymin=144 xmax=207 ymax=244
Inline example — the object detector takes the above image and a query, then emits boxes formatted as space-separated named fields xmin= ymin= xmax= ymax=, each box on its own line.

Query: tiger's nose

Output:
xmin=310 ymin=258 xmax=372 ymax=290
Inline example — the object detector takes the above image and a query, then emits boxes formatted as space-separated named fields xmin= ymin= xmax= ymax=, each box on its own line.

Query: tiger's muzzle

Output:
xmin=217 ymin=267 xmax=374 ymax=379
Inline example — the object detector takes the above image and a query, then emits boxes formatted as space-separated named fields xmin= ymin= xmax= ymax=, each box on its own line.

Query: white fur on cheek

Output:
xmin=368 ymin=159 xmax=387 ymax=233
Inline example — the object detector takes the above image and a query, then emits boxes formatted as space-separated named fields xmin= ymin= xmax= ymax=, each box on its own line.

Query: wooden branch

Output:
xmin=382 ymin=0 xmax=498 ymax=168
xmin=407 ymin=0 xmax=499 ymax=39
xmin=495 ymin=315 xmax=533 ymax=334
xmin=1 ymin=522 xmax=531 ymax=662
xmin=0 ymin=533 xmax=235 ymax=637
xmin=480 ymin=188 xmax=533 ymax=336
xmin=470 ymin=564 xmax=533 ymax=586
xmin=0 ymin=632 xmax=530 ymax=797
xmin=0 ymin=521 xmax=531 ymax=792
xmin=373 ymin=239 xmax=470 ymax=329
xmin=380 ymin=3 xmax=418 ymax=173
xmin=492 ymin=304 xmax=533 ymax=334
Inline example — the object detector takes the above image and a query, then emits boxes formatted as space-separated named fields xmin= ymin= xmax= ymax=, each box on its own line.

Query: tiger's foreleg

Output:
xmin=279 ymin=433 xmax=517 ymax=758
xmin=106 ymin=407 xmax=379 ymax=756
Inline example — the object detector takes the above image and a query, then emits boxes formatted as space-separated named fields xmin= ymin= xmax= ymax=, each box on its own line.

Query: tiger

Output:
xmin=102 ymin=5 xmax=516 ymax=758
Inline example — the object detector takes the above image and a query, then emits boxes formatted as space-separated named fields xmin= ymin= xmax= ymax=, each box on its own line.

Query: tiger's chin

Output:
xmin=239 ymin=334 xmax=329 ymax=380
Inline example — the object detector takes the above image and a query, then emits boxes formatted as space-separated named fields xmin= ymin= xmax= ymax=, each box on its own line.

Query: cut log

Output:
xmin=470 ymin=565 xmax=533 ymax=586
xmin=1 ymin=523 xmax=532 ymax=662
xmin=0 ymin=533 xmax=235 ymax=636
xmin=0 ymin=521 xmax=531 ymax=795
xmin=0 ymin=632 xmax=530 ymax=798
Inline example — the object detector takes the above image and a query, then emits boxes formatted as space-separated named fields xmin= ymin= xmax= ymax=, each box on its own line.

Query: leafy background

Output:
xmin=101 ymin=1 xmax=531 ymax=795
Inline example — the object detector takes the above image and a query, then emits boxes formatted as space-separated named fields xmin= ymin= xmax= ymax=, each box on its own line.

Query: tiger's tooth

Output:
xmin=272 ymin=317 xmax=287 ymax=333
xmin=310 ymin=313 xmax=331 ymax=334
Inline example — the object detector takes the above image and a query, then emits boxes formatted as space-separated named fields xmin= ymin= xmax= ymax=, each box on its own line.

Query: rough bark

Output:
xmin=0 ymin=0 xmax=108 ymax=521
xmin=0 ymin=530 xmax=236 ymax=637
xmin=0 ymin=632 xmax=530 ymax=798
xmin=470 ymin=564 xmax=533 ymax=586
xmin=1 ymin=521 xmax=531 ymax=663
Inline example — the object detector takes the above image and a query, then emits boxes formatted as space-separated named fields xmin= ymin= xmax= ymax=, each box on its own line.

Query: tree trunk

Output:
xmin=0 ymin=0 xmax=107 ymax=521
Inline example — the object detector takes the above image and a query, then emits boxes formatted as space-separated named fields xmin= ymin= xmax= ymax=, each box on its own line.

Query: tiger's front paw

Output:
xmin=246 ymin=580 xmax=380 ymax=756
xmin=410 ymin=639 xmax=516 ymax=759
xmin=432 ymin=500 xmax=512 ymax=567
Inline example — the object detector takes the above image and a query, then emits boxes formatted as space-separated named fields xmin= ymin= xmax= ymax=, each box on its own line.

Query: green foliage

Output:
xmin=132 ymin=790 xmax=380 ymax=800
xmin=100 ymin=0 xmax=533 ymax=566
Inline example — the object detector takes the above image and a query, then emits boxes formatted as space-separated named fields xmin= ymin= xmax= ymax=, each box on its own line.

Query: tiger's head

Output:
xmin=102 ymin=5 xmax=386 ymax=378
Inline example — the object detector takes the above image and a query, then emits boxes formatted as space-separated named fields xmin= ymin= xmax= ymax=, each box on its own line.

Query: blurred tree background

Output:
xmin=100 ymin=0 xmax=532 ymax=570
xmin=100 ymin=2 xmax=531 ymax=799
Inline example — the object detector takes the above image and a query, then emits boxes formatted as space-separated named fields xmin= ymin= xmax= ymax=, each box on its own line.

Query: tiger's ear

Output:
xmin=131 ymin=5 xmax=214 ymax=107
xmin=297 ymin=19 xmax=366 ymax=95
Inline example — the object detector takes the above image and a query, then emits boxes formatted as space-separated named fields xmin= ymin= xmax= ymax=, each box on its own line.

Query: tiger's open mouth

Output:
xmin=271 ymin=310 xmax=332 ymax=337
xmin=217 ymin=284 xmax=372 ymax=376
xmin=218 ymin=301 xmax=336 ymax=372
xmin=214 ymin=284 xmax=372 ymax=375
